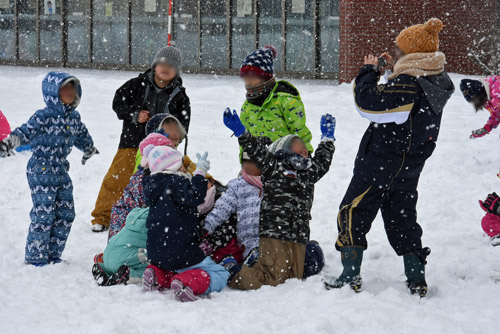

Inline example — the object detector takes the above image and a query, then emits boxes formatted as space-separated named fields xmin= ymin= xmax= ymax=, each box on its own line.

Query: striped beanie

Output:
xmin=240 ymin=45 xmax=278 ymax=80
xmin=144 ymin=145 xmax=183 ymax=174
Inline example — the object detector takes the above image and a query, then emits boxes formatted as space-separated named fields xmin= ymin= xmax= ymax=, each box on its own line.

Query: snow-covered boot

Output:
xmin=92 ymin=263 xmax=109 ymax=286
xmin=91 ymin=224 xmax=109 ymax=233
xmin=170 ymin=279 xmax=199 ymax=302
xmin=324 ymin=247 xmax=363 ymax=292
xmin=404 ymin=252 xmax=428 ymax=297
xmin=143 ymin=267 xmax=160 ymax=292
xmin=106 ymin=265 xmax=130 ymax=286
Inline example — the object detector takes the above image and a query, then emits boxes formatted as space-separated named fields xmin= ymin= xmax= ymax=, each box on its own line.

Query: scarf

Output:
xmin=241 ymin=169 xmax=263 ymax=190
xmin=388 ymin=51 xmax=445 ymax=80
xmin=246 ymin=77 xmax=276 ymax=106
xmin=275 ymin=149 xmax=312 ymax=171
xmin=198 ymin=185 xmax=216 ymax=215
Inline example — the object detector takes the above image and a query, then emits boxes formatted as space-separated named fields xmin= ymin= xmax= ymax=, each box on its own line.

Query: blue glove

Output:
xmin=223 ymin=108 xmax=246 ymax=137
xmin=320 ymin=114 xmax=336 ymax=141
xmin=195 ymin=151 xmax=210 ymax=176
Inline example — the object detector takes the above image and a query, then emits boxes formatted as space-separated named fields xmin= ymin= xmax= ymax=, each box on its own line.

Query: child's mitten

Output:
xmin=82 ymin=147 xmax=99 ymax=165
xmin=0 ymin=135 xmax=20 ymax=157
xmin=320 ymin=113 xmax=336 ymax=141
xmin=470 ymin=126 xmax=490 ymax=139
xmin=195 ymin=151 xmax=210 ymax=176
xmin=480 ymin=192 xmax=500 ymax=214
xmin=223 ymin=108 xmax=246 ymax=137
xmin=138 ymin=248 xmax=148 ymax=263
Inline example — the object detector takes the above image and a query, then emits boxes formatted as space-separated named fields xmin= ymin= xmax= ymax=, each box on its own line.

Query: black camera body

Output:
xmin=377 ymin=57 xmax=388 ymax=71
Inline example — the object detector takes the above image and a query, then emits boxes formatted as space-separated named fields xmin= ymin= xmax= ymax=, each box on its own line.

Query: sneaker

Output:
xmin=106 ymin=265 xmax=130 ymax=286
xmin=92 ymin=263 xmax=109 ymax=286
xmin=91 ymin=224 xmax=109 ymax=233
xmin=170 ymin=279 xmax=198 ymax=302
xmin=143 ymin=267 xmax=160 ymax=292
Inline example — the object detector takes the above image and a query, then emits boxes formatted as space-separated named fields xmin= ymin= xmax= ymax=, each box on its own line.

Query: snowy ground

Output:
xmin=0 ymin=66 xmax=499 ymax=334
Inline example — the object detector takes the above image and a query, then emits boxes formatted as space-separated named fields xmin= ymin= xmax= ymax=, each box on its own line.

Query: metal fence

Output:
xmin=0 ymin=0 xmax=339 ymax=79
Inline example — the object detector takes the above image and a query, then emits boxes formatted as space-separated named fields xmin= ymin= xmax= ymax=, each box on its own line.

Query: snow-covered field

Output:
xmin=0 ymin=66 xmax=499 ymax=334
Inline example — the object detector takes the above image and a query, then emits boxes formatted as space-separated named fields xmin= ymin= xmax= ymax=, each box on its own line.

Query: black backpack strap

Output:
xmin=141 ymin=83 xmax=151 ymax=109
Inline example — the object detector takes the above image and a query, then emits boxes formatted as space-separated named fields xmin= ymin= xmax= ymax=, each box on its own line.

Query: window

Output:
xmin=67 ymin=0 xmax=90 ymax=63
xmin=40 ymin=0 xmax=62 ymax=62
xmin=258 ymin=0 xmax=282 ymax=70
xmin=18 ymin=0 xmax=37 ymax=61
xmin=92 ymin=0 xmax=128 ymax=64
xmin=285 ymin=0 xmax=314 ymax=72
xmin=131 ymin=0 xmax=168 ymax=66
xmin=319 ymin=0 xmax=339 ymax=74
xmin=200 ymin=0 xmax=227 ymax=69
xmin=173 ymin=0 xmax=198 ymax=68
xmin=231 ymin=0 xmax=254 ymax=69
xmin=0 ymin=0 xmax=15 ymax=60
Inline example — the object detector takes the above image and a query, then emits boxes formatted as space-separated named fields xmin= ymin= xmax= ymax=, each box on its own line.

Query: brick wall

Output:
xmin=338 ymin=0 xmax=497 ymax=83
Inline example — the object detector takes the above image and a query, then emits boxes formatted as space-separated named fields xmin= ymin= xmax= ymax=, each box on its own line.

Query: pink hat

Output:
xmin=139 ymin=133 xmax=174 ymax=168
xmin=144 ymin=145 xmax=183 ymax=174
xmin=481 ymin=213 xmax=500 ymax=238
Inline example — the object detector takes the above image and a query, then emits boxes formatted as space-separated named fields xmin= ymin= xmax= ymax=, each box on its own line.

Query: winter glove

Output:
xmin=470 ymin=127 xmax=490 ymax=139
xmin=138 ymin=248 xmax=148 ymax=263
xmin=82 ymin=147 xmax=99 ymax=165
xmin=194 ymin=151 xmax=210 ymax=176
xmin=199 ymin=239 xmax=214 ymax=256
xmin=480 ymin=193 xmax=500 ymax=214
xmin=0 ymin=135 xmax=20 ymax=157
xmin=223 ymin=108 xmax=246 ymax=137
xmin=320 ymin=113 xmax=336 ymax=141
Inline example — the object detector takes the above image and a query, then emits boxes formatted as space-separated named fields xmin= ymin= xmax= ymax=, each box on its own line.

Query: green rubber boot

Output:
xmin=404 ymin=253 xmax=428 ymax=297
xmin=324 ymin=247 xmax=363 ymax=292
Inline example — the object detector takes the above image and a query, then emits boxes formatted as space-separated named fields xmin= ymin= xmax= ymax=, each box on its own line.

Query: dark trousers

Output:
xmin=336 ymin=142 xmax=435 ymax=256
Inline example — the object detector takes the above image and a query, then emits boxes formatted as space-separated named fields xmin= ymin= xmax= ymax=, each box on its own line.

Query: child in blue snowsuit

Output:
xmin=0 ymin=71 xmax=98 ymax=266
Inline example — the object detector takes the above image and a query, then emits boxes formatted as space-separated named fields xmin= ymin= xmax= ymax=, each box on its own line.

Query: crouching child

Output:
xmin=0 ymin=72 xmax=98 ymax=266
xmin=222 ymin=109 xmax=336 ymax=289
xmin=141 ymin=146 xmax=229 ymax=301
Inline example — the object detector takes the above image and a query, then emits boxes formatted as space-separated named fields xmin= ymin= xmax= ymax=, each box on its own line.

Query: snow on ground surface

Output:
xmin=0 ymin=66 xmax=499 ymax=334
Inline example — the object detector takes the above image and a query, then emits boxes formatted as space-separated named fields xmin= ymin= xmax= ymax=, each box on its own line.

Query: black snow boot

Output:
xmin=404 ymin=248 xmax=430 ymax=297
xmin=324 ymin=247 xmax=363 ymax=292
xmin=106 ymin=265 xmax=130 ymax=286
xmin=92 ymin=263 xmax=109 ymax=286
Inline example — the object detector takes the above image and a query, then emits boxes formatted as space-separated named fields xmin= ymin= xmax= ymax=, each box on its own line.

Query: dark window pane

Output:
xmin=258 ymin=0 xmax=282 ymax=70
xmin=40 ymin=0 xmax=62 ymax=62
xmin=173 ymin=0 xmax=198 ymax=68
xmin=131 ymin=0 xmax=168 ymax=66
xmin=18 ymin=0 xmax=37 ymax=61
xmin=0 ymin=0 xmax=16 ymax=60
xmin=92 ymin=0 xmax=128 ymax=64
xmin=320 ymin=0 xmax=339 ymax=74
xmin=67 ymin=0 xmax=89 ymax=63
xmin=200 ymin=0 xmax=227 ymax=69
xmin=285 ymin=0 xmax=314 ymax=72
xmin=231 ymin=0 xmax=254 ymax=69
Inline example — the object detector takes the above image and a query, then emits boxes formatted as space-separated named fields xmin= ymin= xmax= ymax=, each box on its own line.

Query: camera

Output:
xmin=377 ymin=57 xmax=388 ymax=71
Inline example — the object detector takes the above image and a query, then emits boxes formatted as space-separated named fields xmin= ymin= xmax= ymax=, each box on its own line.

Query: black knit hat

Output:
xmin=460 ymin=79 xmax=486 ymax=103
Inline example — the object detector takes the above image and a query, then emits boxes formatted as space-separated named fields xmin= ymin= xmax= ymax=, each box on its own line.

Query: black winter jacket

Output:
xmin=238 ymin=131 xmax=335 ymax=244
xmin=143 ymin=173 xmax=207 ymax=271
xmin=112 ymin=70 xmax=191 ymax=148
xmin=354 ymin=65 xmax=454 ymax=155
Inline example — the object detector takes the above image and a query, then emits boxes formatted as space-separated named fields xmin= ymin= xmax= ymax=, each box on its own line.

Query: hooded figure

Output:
xmin=326 ymin=18 xmax=455 ymax=297
xmin=2 ymin=71 xmax=96 ymax=265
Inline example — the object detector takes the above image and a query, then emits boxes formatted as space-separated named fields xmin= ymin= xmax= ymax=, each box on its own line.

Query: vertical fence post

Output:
xmin=62 ymin=0 xmax=68 ymax=67
xmin=281 ymin=0 xmax=286 ymax=71
xmin=14 ymin=0 xmax=19 ymax=60
xmin=168 ymin=0 xmax=173 ymax=45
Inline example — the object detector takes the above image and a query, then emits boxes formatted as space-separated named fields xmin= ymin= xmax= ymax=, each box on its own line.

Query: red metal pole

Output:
xmin=167 ymin=0 xmax=173 ymax=46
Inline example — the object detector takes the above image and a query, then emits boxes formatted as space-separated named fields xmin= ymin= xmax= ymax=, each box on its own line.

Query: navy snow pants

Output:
xmin=25 ymin=163 xmax=75 ymax=264
xmin=336 ymin=142 xmax=435 ymax=258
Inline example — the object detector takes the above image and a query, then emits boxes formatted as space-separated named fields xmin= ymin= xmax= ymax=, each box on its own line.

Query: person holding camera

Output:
xmin=324 ymin=18 xmax=455 ymax=297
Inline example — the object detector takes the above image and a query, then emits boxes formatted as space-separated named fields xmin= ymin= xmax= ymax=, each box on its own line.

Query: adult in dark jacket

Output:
xmin=90 ymin=46 xmax=191 ymax=232
xmin=324 ymin=18 xmax=454 ymax=297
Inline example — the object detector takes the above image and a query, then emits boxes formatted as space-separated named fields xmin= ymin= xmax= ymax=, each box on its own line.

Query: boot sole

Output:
xmin=143 ymin=268 xmax=160 ymax=292
xmin=170 ymin=279 xmax=198 ymax=302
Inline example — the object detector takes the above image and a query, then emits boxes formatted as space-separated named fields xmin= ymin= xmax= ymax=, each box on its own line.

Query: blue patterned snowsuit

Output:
xmin=11 ymin=72 xmax=94 ymax=265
